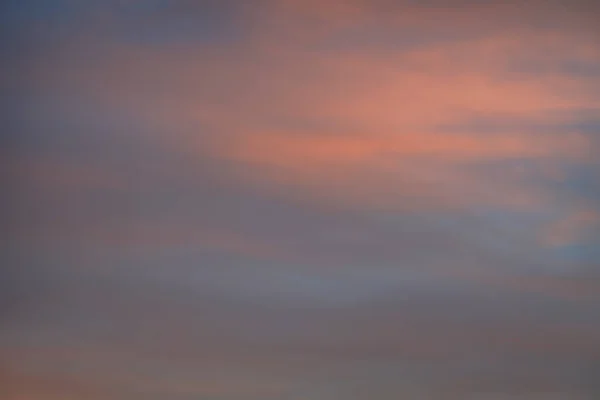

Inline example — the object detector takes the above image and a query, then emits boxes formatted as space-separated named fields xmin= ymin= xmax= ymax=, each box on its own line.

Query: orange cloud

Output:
xmin=207 ymin=130 xmax=585 ymax=211
xmin=31 ymin=0 xmax=599 ymax=217
xmin=221 ymin=131 xmax=586 ymax=168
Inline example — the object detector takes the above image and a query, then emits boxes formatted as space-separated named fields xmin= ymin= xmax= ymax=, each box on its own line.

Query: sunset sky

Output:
xmin=2 ymin=1 xmax=600 ymax=399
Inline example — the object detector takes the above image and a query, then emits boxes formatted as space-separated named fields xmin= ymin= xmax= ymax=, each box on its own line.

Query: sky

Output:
xmin=1 ymin=0 xmax=600 ymax=399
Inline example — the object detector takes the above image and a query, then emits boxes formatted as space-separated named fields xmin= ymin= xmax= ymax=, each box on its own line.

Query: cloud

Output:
xmin=26 ymin=11 xmax=595 ymax=217
xmin=3 ymin=1 xmax=600 ymax=399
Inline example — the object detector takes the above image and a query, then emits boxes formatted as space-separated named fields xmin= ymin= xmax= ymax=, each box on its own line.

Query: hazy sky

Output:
xmin=2 ymin=1 xmax=600 ymax=399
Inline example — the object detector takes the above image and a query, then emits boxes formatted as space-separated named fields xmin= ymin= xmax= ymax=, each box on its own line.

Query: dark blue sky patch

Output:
xmin=112 ymin=0 xmax=246 ymax=46
xmin=438 ymin=110 xmax=600 ymax=136
xmin=565 ymin=163 xmax=600 ymax=205
xmin=551 ymin=242 xmax=600 ymax=266
xmin=0 ymin=0 xmax=76 ymax=25
xmin=1 ymin=0 xmax=247 ymax=50
xmin=0 ymin=0 xmax=90 ymax=48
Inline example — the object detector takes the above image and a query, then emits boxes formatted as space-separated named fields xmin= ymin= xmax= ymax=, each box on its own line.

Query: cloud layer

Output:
xmin=2 ymin=0 xmax=600 ymax=399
